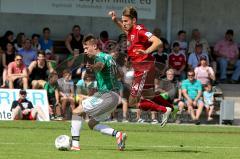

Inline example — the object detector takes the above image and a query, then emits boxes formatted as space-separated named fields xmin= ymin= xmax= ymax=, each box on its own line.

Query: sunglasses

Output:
xmin=16 ymin=59 xmax=22 ymax=61
xmin=188 ymin=74 xmax=194 ymax=77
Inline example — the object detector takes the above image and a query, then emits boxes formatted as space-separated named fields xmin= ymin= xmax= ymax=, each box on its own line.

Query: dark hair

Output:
xmin=187 ymin=69 xmax=195 ymax=75
xmin=32 ymin=33 xmax=40 ymax=39
xmin=100 ymin=31 xmax=109 ymax=39
xmin=226 ymin=29 xmax=234 ymax=35
xmin=72 ymin=25 xmax=81 ymax=30
xmin=62 ymin=69 xmax=71 ymax=76
xmin=173 ymin=42 xmax=180 ymax=47
xmin=43 ymin=27 xmax=50 ymax=33
xmin=48 ymin=72 xmax=58 ymax=80
xmin=3 ymin=30 xmax=14 ymax=39
xmin=123 ymin=6 xmax=138 ymax=20
xmin=38 ymin=51 xmax=45 ymax=56
xmin=178 ymin=30 xmax=186 ymax=36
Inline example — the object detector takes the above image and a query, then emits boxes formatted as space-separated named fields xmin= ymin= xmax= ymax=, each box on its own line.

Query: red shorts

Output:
xmin=130 ymin=61 xmax=155 ymax=97
xmin=22 ymin=110 xmax=35 ymax=120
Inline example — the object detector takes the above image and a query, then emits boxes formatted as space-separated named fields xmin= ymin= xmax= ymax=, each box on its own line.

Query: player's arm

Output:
xmin=108 ymin=11 xmax=127 ymax=34
xmin=91 ymin=62 xmax=105 ymax=72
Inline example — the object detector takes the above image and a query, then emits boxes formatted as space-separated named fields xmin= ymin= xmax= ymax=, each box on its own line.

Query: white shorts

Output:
xmin=82 ymin=91 xmax=121 ymax=121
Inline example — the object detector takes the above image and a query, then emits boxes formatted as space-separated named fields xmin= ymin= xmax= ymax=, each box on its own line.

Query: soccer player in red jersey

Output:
xmin=109 ymin=6 xmax=172 ymax=127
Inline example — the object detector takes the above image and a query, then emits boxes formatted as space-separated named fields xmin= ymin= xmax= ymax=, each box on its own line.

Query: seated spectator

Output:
xmin=18 ymin=39 xmax=37 ymax=67
xmin=188 ymin=43 xmax=209 ymax=70
xmin=0 ymin=49 xmax=3 ymax=84
xmin=188 ymin=29 xmax=210 ymax=54
xmin=28 ymin=51 xmax=55 ymax=89
xmin=179 ymin=69 xmax=204 ymax=124
xmin=76 ymin=72 xmax=97 ymax=104
xmin=153 ymin=27 xmax=170 ymax=53
xmin=31 ymin=34 xmax=41 ymax=52
xmin=203 ymin=82 xmax=215 ymax=121
xmin=14 ymin=32 xmax=26 ymax=51
xmin=1 ymin=42 xmax=16 ymax=88
xmin=65 ymin=25 xmax=84 ymax=55
xmin=117 ymin=33 xmax=127 ymax=55
xmin=172 ymin=30 xmax=188 ymax=55
xmin=11 ymin=89 xmax=47 ymax=120
xmin=39 ymin=27 xmax=54 ymax=52
xmin=7 ymin=54 xmax=28 ymax=89
xmin=168 ymin=42 xmax=186 ymax=80
xmin=194 ymin=56 xmax=215 ymax=85
xmin=0 ymin=30 xmax=14 ymax=51
xmin=57 ymin=69 xmax=75 ymax=119
xmin=43 ymin=72 xmax=62 ymax=120
xmin=98 ymin=30 xmax=110 ymax=53
xmin=214 ymin=29 xmax=240 ymax=83
xmin=152 ymin=45 xmax=168 ymax=79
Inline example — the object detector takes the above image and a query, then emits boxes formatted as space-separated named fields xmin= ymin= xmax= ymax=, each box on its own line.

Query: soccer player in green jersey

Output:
xmin=70 ymin=35 xmax=127 ymax=151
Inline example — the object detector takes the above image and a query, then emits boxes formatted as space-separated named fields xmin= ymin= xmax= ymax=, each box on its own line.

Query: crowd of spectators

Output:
xmin=0 ymin=26 xmax=239 ymax=123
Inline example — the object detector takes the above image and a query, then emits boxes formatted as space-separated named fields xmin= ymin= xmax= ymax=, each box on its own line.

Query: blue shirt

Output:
xmin=203 ymin=91 xmax=214 ymax=105
xmin=39 ymin=38 xmax=53 ymax=51
xmin=188 ymin=52 xmax=209 ymax=69
xmin=181 ymin=79 xmax=202 ymax=100
xmin=18 ymin=48 xmax=37 ymax=66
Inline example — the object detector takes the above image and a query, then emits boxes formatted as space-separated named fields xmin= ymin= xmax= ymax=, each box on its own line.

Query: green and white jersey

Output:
xmin=94 ymin=52 xmax=120 ymax=93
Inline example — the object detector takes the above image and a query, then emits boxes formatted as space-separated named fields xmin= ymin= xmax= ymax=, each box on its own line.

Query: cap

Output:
xmin=226 ymin=29 xmax=234 ymax=35
xmin=200 ymin=56 xmax=207 ymax=61
xmin=19 ymin=89 xmax=27 ymax=95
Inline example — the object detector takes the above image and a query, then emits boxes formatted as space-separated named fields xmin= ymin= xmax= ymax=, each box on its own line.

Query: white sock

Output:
xmin=93 ymin=124 xmax=115 ymax=136
xmin=71 ymin=115 xmax=83 ymax=147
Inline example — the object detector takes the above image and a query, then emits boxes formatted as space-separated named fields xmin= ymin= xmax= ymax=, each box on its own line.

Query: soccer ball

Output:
xmin=55 ymin=135 xmax=71 ymax=151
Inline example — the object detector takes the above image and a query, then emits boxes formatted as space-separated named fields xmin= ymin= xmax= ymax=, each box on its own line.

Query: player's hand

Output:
xmin=108 ymin=11 xmax=117 ymax=21
xmin=135 ymin=49 xmax=147 ymax=54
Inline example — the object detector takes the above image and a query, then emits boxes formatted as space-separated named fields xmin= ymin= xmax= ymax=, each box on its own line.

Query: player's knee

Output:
xmin=88 ymin=119 xmax=99 ymax=130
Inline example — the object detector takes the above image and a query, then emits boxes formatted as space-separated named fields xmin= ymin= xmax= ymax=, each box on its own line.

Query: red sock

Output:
xmin=139 ymin=99 xmax=167 ymax=113
xmin=152 ymin=95 xmax=173 ymax=109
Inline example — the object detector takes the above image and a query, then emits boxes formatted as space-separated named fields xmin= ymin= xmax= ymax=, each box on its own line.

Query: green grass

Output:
xmin=0 ymin=121 xmax=240 ymax=159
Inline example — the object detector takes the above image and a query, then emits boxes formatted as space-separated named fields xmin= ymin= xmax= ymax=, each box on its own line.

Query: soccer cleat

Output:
xmin=160 ymin=107 xmax=172 ymax=128
xmin=71 ymin=146 xmax=81 ymax=151
xmin=116 ymin=132 xmax=127 ymax=151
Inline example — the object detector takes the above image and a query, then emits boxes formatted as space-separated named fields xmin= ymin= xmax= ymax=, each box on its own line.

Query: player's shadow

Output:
xmin=125 ymin=148 xmax=207 ymax=154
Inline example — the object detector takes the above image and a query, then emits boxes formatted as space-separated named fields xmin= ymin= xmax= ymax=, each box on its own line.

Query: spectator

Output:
xmin=203 ymin=82 xmax=215 ymax=121
xmin=1 ymin=42 xmax=16 ymax=88
xmin=152 ymin=45 xmax=168 ymax=79
xmin=188 ymin=29 xmax=210 ymax=54
xmin=0 ymin=30 xmax=14 ymax=51
xmin=18 ymin=39 xmax=37 ymax=67
xmin=65 ymin=25 xmax=84 ymax=55
xmin=14 ymin=32 xmax=26 ymax=51
xmin=28 ymin=51 xmax=55 ymax=89
xmin=194 ymin=56 xmax=215 ymax=85
xmin=39 ymin=27 xmax=54 ymax=52
xmin=11 ymin=89 xmax=47 ymax=120
xmin=117 ymin=33 xmax=127 ymax=55
xmin=98 ymin=30 xmax=110 ymax=53
xmin=0 ymin=49 xmax=3 ymax=84
xmin=214 ymin=29 xmax=240 ymax=83
xmin=188 ymin=43 xmax=209 ymax=70
xmin=31 ymin=34 xmax=41 ymax=52
xmin=57 ymin=69 xmax=75 ymax=120
xmin=7 ymin=54 xmax=28 ymax=89
xmin=180 ymin=69 xmax=204 ymax=124
xmin=153 ymin=27 xmax=170 ymax=53
xmin=43 ymin=72 xmax=62 ymax=120
xmin=172 ymin=30 xmax=188 ymax=55
xmin=168 ymin=42 xmax=186 ymax=80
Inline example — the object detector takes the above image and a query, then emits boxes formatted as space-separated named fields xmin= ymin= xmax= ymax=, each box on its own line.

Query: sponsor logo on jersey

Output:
xmin=145 ymin=32 xmax=153 ymax=38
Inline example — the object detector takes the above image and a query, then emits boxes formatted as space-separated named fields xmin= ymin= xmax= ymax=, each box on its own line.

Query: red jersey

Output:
xmin=168 ymin=52 xmax=186 ymax=70
xmin=127 ymin=24 xmax=154 ymax=62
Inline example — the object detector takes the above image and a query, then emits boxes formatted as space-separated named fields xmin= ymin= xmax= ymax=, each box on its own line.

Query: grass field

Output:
xmin=0 ymin=121 xmax=240 ymax=159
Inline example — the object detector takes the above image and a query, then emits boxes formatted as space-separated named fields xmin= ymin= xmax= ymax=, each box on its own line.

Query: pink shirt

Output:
xmin=214 ymin=39 xmax=239 ymax=60
xmin=8 ymin=61 xmax=26 ymax=74
xmin=194 ymin=66 xmax=214 ymax=85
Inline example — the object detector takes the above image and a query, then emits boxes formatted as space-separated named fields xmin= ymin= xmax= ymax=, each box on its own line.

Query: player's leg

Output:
xmin=12 ymin=106 xmax=22 ymax=120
